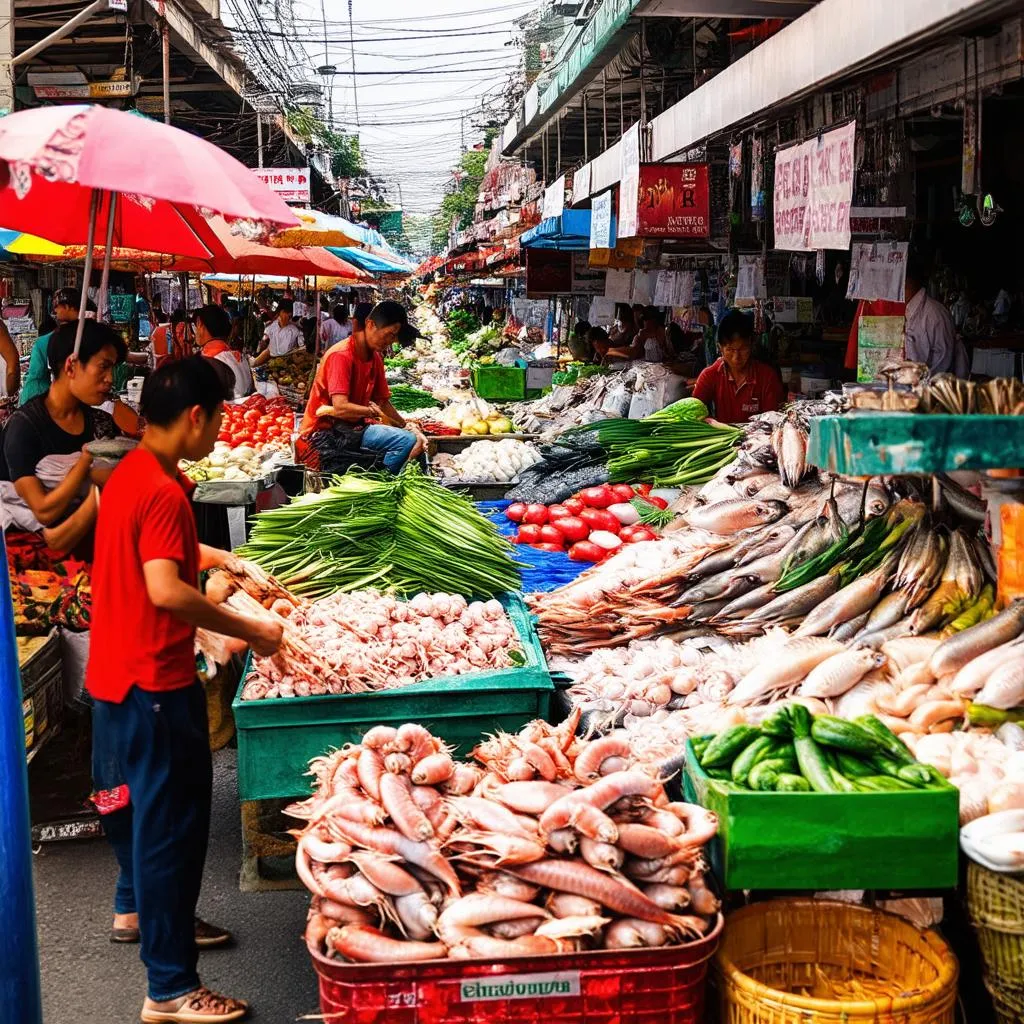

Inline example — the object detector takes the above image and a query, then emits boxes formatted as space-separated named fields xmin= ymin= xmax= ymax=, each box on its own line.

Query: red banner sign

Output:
xmin=635 ymin=164 xmax=710 ymax=238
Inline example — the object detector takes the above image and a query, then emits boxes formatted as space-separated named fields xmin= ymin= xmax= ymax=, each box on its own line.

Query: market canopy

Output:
xmin=201 ymin=274 xmax=355 ymax=294
xmin=520 ymin=209 xmax=592 ymax=251
xmin=327 ymin=245 xmax=414 ymax=275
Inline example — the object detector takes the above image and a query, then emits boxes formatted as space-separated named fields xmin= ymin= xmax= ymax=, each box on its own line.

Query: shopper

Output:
xmin=193 ymin=304 xmax=254 ymax=398
xmin=691 ymin=310 xmax=784 ymax=424
xmin=320 ymin=303 xmax=353 ymax=347
xmin=607 ymin=306 xmax=671 ymax=362
xmin=20 ymin=289 xmax=97 ymax=404
xmin=87 ymin=356 xmax=282 ymax=1024
xmin=904 ymin=255 xmax=969 ymax=377
xmin=607 ymin=304 xmax=636 ymax=349
xmin=296 ymin=300 xmax=427 ymax=474
xmin=0 ymin=316 xmax=19 ymax=398
xmin=567 ymin=320 xmax=592 ymax=362
xmin=150 ymin=308 xmax=192 ymax=370
xmin=252 ymin=298 xmax=303 ymax=367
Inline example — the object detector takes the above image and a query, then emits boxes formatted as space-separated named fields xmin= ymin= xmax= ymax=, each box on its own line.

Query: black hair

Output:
xmin=368 ymin=300 xmax=410 ymax=329
xmin=332 ymin=303 xmax=349 ymax=324
xmin=587 ymin=326 xmax=609 ymax=344
xmin=906 ymin=250 xmax=932 ymax=289
xmin=615 ymin=304 xmax=634 ymax=322
xmin=667 ymin=322 xmax=685 ymax=345
xmin=194 ymin=304 xmax=231 ymax=341
xmin=277 ymin=298 xmax=294 ymax=316
xmin=170 ymin=307 xmax=187 ymax=327
xmin=717 ymin=309 xmax=754 ymax=346
xmin=48 ymin=320 xmax=127 ymax=379
xmin=643 ymin=306 xmax=660 ymax=323
xmin=53 ymin=288 xmax=97 ymax=313
xmin=574 ymin=320 xmax=591 ymax=336
xmin=352 ymin=301 xmax=374 ymax=326
xmin=141 ymin=355 xmax=231 ymax=426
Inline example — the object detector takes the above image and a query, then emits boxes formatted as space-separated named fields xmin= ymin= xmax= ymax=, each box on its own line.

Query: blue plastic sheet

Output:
xmin=477 ymin=500 xmax=588 ymax=594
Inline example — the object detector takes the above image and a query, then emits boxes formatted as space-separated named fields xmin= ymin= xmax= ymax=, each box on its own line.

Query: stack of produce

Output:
xmin=433 ymin=439 xmax=542 ymax=485
xmin=512 ymin=370 xmax=635 ymax=437
xmin=181 ymin=442 xmax=276 ymax=483
xmin=387 ymin=384 xmax=440 ymax=413
xmin=295 ymin=718 xmax=721 ymax=964
xmin=505 ymin=432 xmax=610 ymax=505
xmin=216 ymin=395 xmax=294 ymax=452
xmin=238 ymin=467 xmax=520 ymax=599
xmin=505 ymin=484 xmax=674 ymax=561
xmin=264 ymin=349 xmax=315 ymax=394
xmin=433 ymin=397 xmax=514 ymax=436
xmin=444 ymin=309 xmax=480 ymax=351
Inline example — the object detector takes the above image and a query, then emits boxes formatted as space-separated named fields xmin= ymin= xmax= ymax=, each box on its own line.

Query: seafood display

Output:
xmin=294 ymin=720 xmax=721 ymax=963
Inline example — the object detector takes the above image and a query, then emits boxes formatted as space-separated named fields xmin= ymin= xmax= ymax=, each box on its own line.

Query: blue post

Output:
xmin=0 ymin=531 xmax=43 ymax=1023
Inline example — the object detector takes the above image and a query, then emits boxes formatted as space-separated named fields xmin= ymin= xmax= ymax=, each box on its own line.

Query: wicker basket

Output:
xmin=715 ymin=900 xmax=958 ymax=1024
xmin=967 ymin=861 xmax=1024 ymax=1006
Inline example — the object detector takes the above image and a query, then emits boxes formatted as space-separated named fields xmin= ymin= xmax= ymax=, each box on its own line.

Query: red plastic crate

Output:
xmin=311 ymin=914 xmax=722 ymax=1024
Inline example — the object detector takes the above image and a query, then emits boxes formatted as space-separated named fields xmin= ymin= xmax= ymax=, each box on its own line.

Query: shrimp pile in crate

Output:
xmin=293 ymin=715 xmax=721 ymax=964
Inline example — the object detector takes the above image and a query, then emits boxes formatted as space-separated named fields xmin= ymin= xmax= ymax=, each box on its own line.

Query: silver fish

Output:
xmin=732 ymin=472 xmax=778 ymax=498
xmin=863 ymin=590 xmax=910 ymax=633
xmin=734 ymin=524 xmax=798 ymax=566
xmin=729 ymin=636 xmax=846 ymax=704
xmin=683 ymin=499 xmax=788 ymax=535
xmin=772 ymin=415 xmax=808 ymax=489
xmin=711 ymin=581 xmax=779 ymax=621
xmin=741 ymin=571 xmax=842 ymax=626
xmin=792 ymin=557 xmax=897 ymax=639
xmin=937 ymin=473 xmax=986 ymax=523
xmin=855 ymin=616 xmax=915 ymax=650
xmin=830 ymin=611 xmax=871 ymax=643
xmin=799 ymin=648 xmax=888 ymax=699
xmin=928 ymin=600 xmax=1024 ymax=678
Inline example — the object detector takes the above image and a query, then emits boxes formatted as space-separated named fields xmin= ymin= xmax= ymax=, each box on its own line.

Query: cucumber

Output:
xmin=700 ymin=725 xmax=761 ymax=768
xmin=896 ymin=763 xmax=935 ymax=788
xmin=853 ymin=714 xmax=915 ymax=765
xmin=854 ymin=775 xmax=917 ymax=792
xmin=760 ymin=706 xmax=794 ymax=738
xmin=864 ymin=753 xmax=904 ymax=778
xmin=731 ymin=735 xmax=778 ymax=785
xmin=810 ymin=715 xmax=881 ymax=755
xmin=748 ymin=758 xmax=792 ymax=791
xmin=690 ymin=735 xmax=713 ymax=761
xmin=835 ymin=751 xmax=876 ymax=779
xmin=705 ymin=766 xmax=733 ymax=781
xmin=829 ymin=767 xmax=857 ymax=793
xmin=775 ymin=773 xmax=811 ymax=792
xmin=791 ymin=708 xmax=837 ymax=793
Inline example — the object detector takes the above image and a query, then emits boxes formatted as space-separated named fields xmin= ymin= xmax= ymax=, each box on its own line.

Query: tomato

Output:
xmin=646 ymin=495 xmax=669 ymax=510
xmin=258 ymin=415 xmax=275 ymax=427
xmin=549 ymin=516 xmax=589 ymax=543
xmin=539 ymin=525 xmax=565 ymax=546
xmin=562 ymin=497 xmax=585 ymax=516
xmin=609 ymin=484 xmax=637 ymax=502
xmin=547 ymin=504 xmax=570 ymax=520
xmin=532 ymin=542 xmax=565 ymax=553
xmin=568 ymin=541 xmax=606 ymax=562
xmin=579 ymin=508 xmax=620 ymax=534
xmin=626 ymin=527 xmax=658 ymax=543
xmin=516 ymin=524 xmax=543 ymax=544
xmin=242 ymin=408 xmax=261 ymax=425
xmin=505 ymin=502 xmax=528 ymax=524
xmin=217 ymin=431 xmax=231 ymax=442
xmin=579 ymin=485 xmax=615 ymax=508
xmin=522 ymin=503 xmax=549 ymax=526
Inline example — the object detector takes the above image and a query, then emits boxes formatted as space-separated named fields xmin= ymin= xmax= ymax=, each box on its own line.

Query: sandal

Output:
xmin=140 ymin=987 xmax=249 ymax=1023
xmin=112 ymin=917 xmax=232 ymax=948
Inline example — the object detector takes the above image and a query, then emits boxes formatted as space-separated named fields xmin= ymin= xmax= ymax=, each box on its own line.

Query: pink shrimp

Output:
xmin=295 ymin=838 xmax=325 ymax=896
xmin=505 ymin=756 xmax=535 ymax=781
xmin=603 ymin=919 xmax=671 ymax=949
xmin=316 ymin=898 xmax=374 ymax=927
xmin=615 ymin=824 xmax=681 ymax=859
xmin=579 ymin=837 xmax=624 ymax=872
xmin=573 ymin=732 xmax=631 ymax=783
xmin=395 ymin=723 xmax=438 ymax=763
xmin=640 ymin=807 xmax=685 ymax=837
xmin=492 ymin=781 xmax=573 ymax=816
xmin=599 ymin=757 xmax=629 ymax=775
xmin=328 ymin=924 xmax=446 ymax=963
xmin=666 ymin=803 xmax=719 ymax=847
xmin=448 ymin=934 xmax=567 ymax=959
xmin=642 ymin=884 xmax=692 ymax=912
xmin=384 ymin=752 xmax=413 ymax=775
xmin=631 ymin=864 xmax=695 ymax=886
xmin=622 ymin=847 xmax=698 ymax=880
xmin=475 ymin=871 xmax=540 ymax=902
xmin=295 ymin=832 xmax=351 ymax=864
xmin=535 ymin=916 xmax=609 ymax=941
xmin=445 ymin=796 xmax=539 ymax=840
xmin=378 ymin=773 xmax=434 ymax=842
xmin=516 ymin=742 xmax=558 ymax=781
xmin=490 ymin=918 xmax=547 ymax=940
xmin=357 ymin=747 xmax=385 ymax=801
xmin=411 ymin=752 xmax=455 ymax=786
xmin=540 ymin=799 xmax=619 ymax=843
xmin=362 ymin=726 xmax=398 ymax=750
xmin=436 ymin=893 xmax=549 ymax=947
xmin=305 ymin=912 xmax=333 ymax=956
xmin=687 ymin=870 xmax=721 ymax=916
xmin=575 ymin=771 xmax=661 ymax=810
xmin=545 ymin=892 xmax=603 ymax=919
xmin=546 ymin=828 xmax=578 ymax=855
xmin=346 ymin=852 xmax=423 ymax=897
xmin=537 ymin=737 xmax=572 ymax=778
xmin=410 ymin=784 xmax=442 ymax=816
xmin=448 ymin=830 xmax=547 ymax=867
xmin=394 ymin=891 xmax=439 ymax=941
xmin=310 ymin=790 xmax=384 ymax=829
xmin=445 ymin=763 xmax=483 ymax=795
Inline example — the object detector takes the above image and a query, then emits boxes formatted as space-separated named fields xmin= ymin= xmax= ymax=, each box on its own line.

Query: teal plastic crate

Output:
xmin=472 ymin=366 xmax=526 ymax=401
xmin=233 ymin=593 xmax=553 ymax=800
xmin=683 ymin=739 xmax=959 ymax=892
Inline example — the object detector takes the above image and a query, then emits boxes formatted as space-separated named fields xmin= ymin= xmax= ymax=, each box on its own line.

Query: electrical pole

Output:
xmin=256 ymin=113 xmax=263 ymax=167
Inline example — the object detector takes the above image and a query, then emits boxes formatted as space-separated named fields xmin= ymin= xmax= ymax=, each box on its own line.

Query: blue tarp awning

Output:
xmin=327 ymin=246 xmax=414 ymax=275
xmin=520 ymin=210 xmax=592 ymax=250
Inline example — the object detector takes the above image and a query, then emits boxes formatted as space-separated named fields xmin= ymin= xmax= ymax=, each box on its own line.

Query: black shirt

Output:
xmin=0 ymin=395 xmax=117 ymax=483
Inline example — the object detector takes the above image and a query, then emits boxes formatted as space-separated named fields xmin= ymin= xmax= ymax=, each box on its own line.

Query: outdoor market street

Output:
xmin=34 ymin=750 xmax=314 ymax=1024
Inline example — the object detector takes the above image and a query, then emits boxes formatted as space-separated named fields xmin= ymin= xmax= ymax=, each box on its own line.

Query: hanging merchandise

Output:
xmin=736 ymin=256 xmax=767 ymax=301
xmin=751 ymin=134 xmax=766 ymax=221
xmin=616 ymin=122 xmax=642 ymax=239
xmin=806 ymin=121 xmax=856 ymax=251
xmin=856 ymin=315 xmax=906 ymax=383
xmin=847 ymin=242 xmax=909 ymax=303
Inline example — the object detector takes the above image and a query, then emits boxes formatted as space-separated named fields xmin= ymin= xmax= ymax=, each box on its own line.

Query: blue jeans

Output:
xmin=360 ymin=423 xmax=417 ymax=473
xmin=92 ymin=683 xmax=212 ymax=1002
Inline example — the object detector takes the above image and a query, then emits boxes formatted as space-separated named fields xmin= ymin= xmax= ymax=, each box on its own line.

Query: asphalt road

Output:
xmin=33 ymin=748 xmax=317 ymax=1024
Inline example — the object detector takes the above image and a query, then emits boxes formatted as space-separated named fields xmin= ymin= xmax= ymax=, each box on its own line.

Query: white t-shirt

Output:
xmin=320 ymin=319 xmax=352 ymax=346
xmin=264 ymin=320 xmax=304 ymax=357
xmin=216 ymin=350 xmax=255 ymax=397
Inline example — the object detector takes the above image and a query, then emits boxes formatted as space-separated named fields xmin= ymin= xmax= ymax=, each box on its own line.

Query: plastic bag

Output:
xmin=599 ymin=379 xmax=632 ymax=418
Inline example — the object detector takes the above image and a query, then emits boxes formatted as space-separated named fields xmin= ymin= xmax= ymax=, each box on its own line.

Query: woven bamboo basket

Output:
xmin=715 ymin=900 xmax=958 ymax=1024
xmin=967 ymin=861 xmax=1024 ymax=998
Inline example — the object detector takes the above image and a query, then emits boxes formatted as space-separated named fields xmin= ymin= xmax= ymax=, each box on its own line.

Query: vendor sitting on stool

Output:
xmin=296 ymin=301 xmax=428 ymax=475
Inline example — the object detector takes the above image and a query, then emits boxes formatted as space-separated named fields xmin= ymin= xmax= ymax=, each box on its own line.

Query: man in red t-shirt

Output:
xmin=692 ymin=310 xmax=785 ymax=424
xmin=86 ymin=357 xmax=282 ymax=1023
xmin=297 ymin=300 xmax=426 ymax=473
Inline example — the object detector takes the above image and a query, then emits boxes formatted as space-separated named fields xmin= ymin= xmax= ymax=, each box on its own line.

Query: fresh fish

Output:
xmin=975 ymin=659 xmax=1024 ymax=710
xmin=833 ymin=484 xmax=890 ymax=525
xmin=688 ymin=598 xmax=734 ymax=622
xmin=711 ymin=581 xmax=779 ymax=621
xmin=937 ymin=473 xmax=986 ymax=523
xmin=675 ymin=569 xmax=760 ymax=607
xmin=854 ymin=616 xmax=915 ymax=650
xmin=798 ymin=648 xmax=888 ymax=699
xmin=896 ymin=527 xmax=946 ymax=608
xmin=683 ymin=499 xmax=788 ymax=535
xmin=833 ymin=677 xmax=887 ymax=719
xmin=909 ymin=530 xmax=982 ymax=634
xmin=750 ymin=482 xmax=798 ymax=504
xmin=831 ymin=611 xmax=871 ymax=643
xmin=734 ymin=524 xmax=798 ymax=566
xmin=863 ymin=590 xmax=910 ymax=633
xmin=731 ymin=472 xmax=777 ymax=498
xmin=782 ymin=508 xmax=842 ymax=572
xmin=771 ymin=415 xmax=808 ymax=489
xmin=728 ymin=636 xmax=846 ymax=704
xmin=792 ymin=558 xmax=897 ymax=639
xmin=879 ymin=636 xmax=942 ymax=673
xmin=949 ymin=638 xmax=1024 ymax=698
xmin=974 ymin=534 xmax=998 ymax=584
xmin=928 ymin=600 xmax=1024 ymax=678
xmin=741 ymin=572 xmax=842 ymax=626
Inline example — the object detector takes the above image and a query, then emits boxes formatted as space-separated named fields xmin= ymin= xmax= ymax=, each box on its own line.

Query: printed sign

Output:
xmin=847 ymin=241 xmax=908 ymax=302
xmin=635 ymin=164 xmax=710 ymax=238
xmin=571 ymin=164 xmax=591 ymax=205
xmin=525 ymin=248 xmax=572 ymax=297
xmin=590 ymin=189 xmax=614 ymax=250
xmin=460 ymin=972 xmax=581 ymax=1002
xmin=773 ymin=140 xmax=813 ymax=251
xmin=604 ymin=268 xmax=633 ymax=303
xmin=617 ymin=122 xmax=641 ymax=239
xmin=571 ymin=253 xmax=606 ymax=295
xmin=631 ymin=271 xmax=655 ymax=305
xmin=541 ymin=175 xmax=566 ymax=221
xmin=807 ymin=121 xmax=856 ymax=250
xmin=653 ymin=271 xmax=676 ymax=307
xmin=34 ymin=80 xmax=134 ymax=99
xmin=857 ymin=315 xmax=906 ymax=383
xmin=253 ymin=167 xmax=311 ymax=204
xmin=735 ymin=255 xmax=767 ymax=301
xmin=770 ymin=296 xmax=814 ymax=323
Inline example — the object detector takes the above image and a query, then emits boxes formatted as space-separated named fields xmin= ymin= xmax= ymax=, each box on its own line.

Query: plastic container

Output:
xmin=19 ymin=630 xmax=63 ymax=762
xmin=683 ymin=740 xmax=959 ymax=891
xmin=312 ymin=916 xmax=722 ymax=1024
xmin=472 ymin=366 xmax=526 ymax=401
xmin=233 ymin=593 xmax=553 ymax=800
xmin=716 ymin=900 xmax=957 ymax=1024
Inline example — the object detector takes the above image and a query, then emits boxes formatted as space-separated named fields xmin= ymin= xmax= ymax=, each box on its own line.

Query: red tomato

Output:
xmin=522 ymin=503 xmax=549 ymax=526
xmin=610 ymin=484 xmax=636 ymax=502
xmin=568 ymin=541 xmax=606 ymax=562
xmin=549 ymin=516 xmax=589 ymax=543
xmin=243 ymin=408 xmax=261 ymax=425
xmin=646 ymin=495 xmax=668 ymax=510
xmin=547 ymin=504 xmax=570 ymax=520
xmin=258 ymin=416 xmax=275 ymax=427
xmin=532 ymin=542 xmax=565 ymax=553
xmin=579 ymin=508 xmax=620 ymax=534
xmin=516 ymin=524 xmax=543 ymax=544
xmin=539 ymin=525 xmax=565 ymax=546
xmin=635 ymin=483 xmax=653 ymax=496
xmin=579 ymin=485 xmax=615 ymax=508
xmin=620 ymin=525 xmax=657 ymax=543
xmin=562 ymin=497 xmax=585 ymax=516
xmin=217 ymin=431 xmax=231 ymax=442
xmin=505 ymin=502 xmax=528 ymax=523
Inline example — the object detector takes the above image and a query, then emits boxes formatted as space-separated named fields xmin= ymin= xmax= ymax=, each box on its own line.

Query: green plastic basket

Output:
xmin=472 ymin=366 xmax=526 ymax=401
xmin=232 ymin=593 xmax=553 ymax=800
xmin=683 ymin=739 xmax=959 ymax=891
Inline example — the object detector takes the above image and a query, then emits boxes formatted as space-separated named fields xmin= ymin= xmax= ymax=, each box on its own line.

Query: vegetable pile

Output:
xmin=505 ymin=483 xmax=673 ymax=562
xmin=216 ymin=395 xmax=294 ymax=452
xmin=238 ymin=467 xmax=520 ymax=598
xmin=388 ymin=384 xmax=440 ymax=413
xmin=264 ymin=349 xmax=315 ymax=393
xmin=696 ymin=706 xmax=952 ymax=794
xmin=433 ymin=397 xmax=514 ymax=436
xmin=182 ymin=442 xmax=274 ymax=483
xmin=433 ymin=439 xmax=542 ymax=485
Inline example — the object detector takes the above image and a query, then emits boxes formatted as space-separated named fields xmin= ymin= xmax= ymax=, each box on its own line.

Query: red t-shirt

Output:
xmin=299 ymin=338 xmax=390 ymax=434
xmin=201 ymin=340 xmax=230 ymax=358
xmin=692 ymin=357 xmax=785 ymax=424
xmin=86 ymin=447 xmax=199 ymax=704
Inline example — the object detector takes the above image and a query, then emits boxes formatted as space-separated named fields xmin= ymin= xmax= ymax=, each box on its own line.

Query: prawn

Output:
xmin=447 ymin=829 xmax=547 ymax=866
xmin=667 ymin=803 xmax=719 ymax=847
xmin=378 ymin=773 xmax=434 ymax=842
xmin=411 ymin=752 xmax=455 ymax=786
xmin=579 ymin=837 xmax=624 ymax=872
xmin=436 ymin=893 xmax=549 ymax=947
xmin=492 ymin=781 xmax=573 ymax=816
xmin=357 ymin=747 xmax=385 ymax=801
xmin=361 ymin=726 xmax=398 ymax=750
xmin=615 ymin=824 xmax=681 ymax=860
xmin=393 ymin=892 xmax=439 ymax=941
xmin=328 ymin=924 xmax=446 ymax=963
xmin=445 ymin=796 xmax=540 ymax=840
xmin=395 ymin=723 xmax=438 ymax=763
xmin=445 ymin=763 xmax=484 ymax=795
xmin=346 ymin=852 xmax=423 ymax=897
xmin=573 ymin=732 xmax=631 ymax=783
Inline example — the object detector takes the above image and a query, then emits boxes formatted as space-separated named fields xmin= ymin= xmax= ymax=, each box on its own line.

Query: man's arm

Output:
xmin=376 ymin=400 xmax=407 ymax=429
xmin=20 ymin=338 xmax=50 ymax=405
xmin=41 ymin=488 xmax=98 ymax=554
xmin=13 ymin=449 xmax=95 ymax=526
xmin=326 ymin=391 xmax=375 ymax=421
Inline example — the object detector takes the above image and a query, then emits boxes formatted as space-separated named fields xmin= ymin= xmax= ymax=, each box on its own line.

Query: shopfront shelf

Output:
xmin=232 ymin=593 xmax=553 ymax=801
xmin=683 ymin=740 xmax=959 ymax=891
xmin=808 ymin=413 xmax=1024 ymax=476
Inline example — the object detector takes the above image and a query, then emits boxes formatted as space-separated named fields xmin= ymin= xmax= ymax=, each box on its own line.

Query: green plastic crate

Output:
xmin=472 ymin=366 xmax=526 ymax=401
xmin=683 ymin=739 xmax=959 ymax=892
xmin=233 ymin=594 xmax=553 ymax=800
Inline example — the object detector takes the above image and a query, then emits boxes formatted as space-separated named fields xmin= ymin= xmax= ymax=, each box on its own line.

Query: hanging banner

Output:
xmin=736 ymin=255 xmax=767 ymax=301
xmin=847 ymin=242 xmax=908 ymax=302
xmin=617 ymin=122 xmax=641 ymax=239
xmin=631 ymin=271 xmax=655 ymax=306
xmin=807 ymin=121 xmax=856 ymax=250
xmin=673 ymin=271 xmax=695 ymax=307
xmin=653 ymin=271 xmax=677 ymax=307
xmin=857 ymin=315 xmax=906 ymax=383
xmin=729 ymin=143 xmax=743 ymax=179
xmin=590 ymin=189 xmax=614 ymax=250
xmin=750 ymin=135 xmax=765 ymax=221
xmin=253 ymin=167 xmax=311 ymax=204
xmin=541 ymin=175 xmax=566 ymax=222
xmin=571 ymin=253 xmax=606 ymax=295
xmin=525 ymin=248 xmax=572 ymax=297
xmin=773 ymin=141 xmax=813 ymax=251
xmin=604 ymin=269 xmax=633 ymax=303
xmin=571 ymin=164 xmax=591 ymax=206
xmin=636 ymin=164 xmax=710 ymax=238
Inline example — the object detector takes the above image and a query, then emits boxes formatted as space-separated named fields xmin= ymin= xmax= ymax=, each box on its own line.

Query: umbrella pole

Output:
xmin=73 ymin=189 xmax=101 ymax=359
xmin=314 ymin=276 xmax=321 ymax=359
xmin=97 ymin=191 xmax=117 ymax=323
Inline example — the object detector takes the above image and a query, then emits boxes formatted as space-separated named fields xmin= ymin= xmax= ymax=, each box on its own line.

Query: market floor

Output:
xmin=32 ymin=748 xmax=317 ymax=1023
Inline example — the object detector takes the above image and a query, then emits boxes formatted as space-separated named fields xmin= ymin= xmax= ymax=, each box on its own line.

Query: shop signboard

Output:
xmin=604 ymin=268 xmax=632 ymax=303
xmin=635 ymin=163 xmax=710 ymax=238
xmin=253 ymin=167 xmax=311 ymax=204
xmin=773 ymin=140 xmax=813 ymax=251
xmin=571 ymin=253 xmax=606 ymax=295
xmin=750 ymin=135 xmax=765 ymax=221
xmin=847 ymin=241 xmax=908 ymax=303
xmin=541 ymin=175 xmax=566 ymax=222
xmin=616 ymin=122 xmax=641 ymax=239
xmin=590 ymin=189 xmax=614 ymax=250
xmin=34 ymin=79 xmax=134 ymax=99
xmin=526 ymin=248 xmax=572 ymax=297
xmin=857 ymin=315 xmax=906 ymax=383
xmin=807 ymin=121 xmax=856 ymax=250
xmin=735 ymin=255 xmax=766 ymax=301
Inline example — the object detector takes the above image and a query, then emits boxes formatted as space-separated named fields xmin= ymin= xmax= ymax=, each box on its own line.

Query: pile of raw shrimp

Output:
xmin=240 ymin=590 xmax=520 ymax=700
xmin=294 ymin=715 xmax=721 ymax=965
